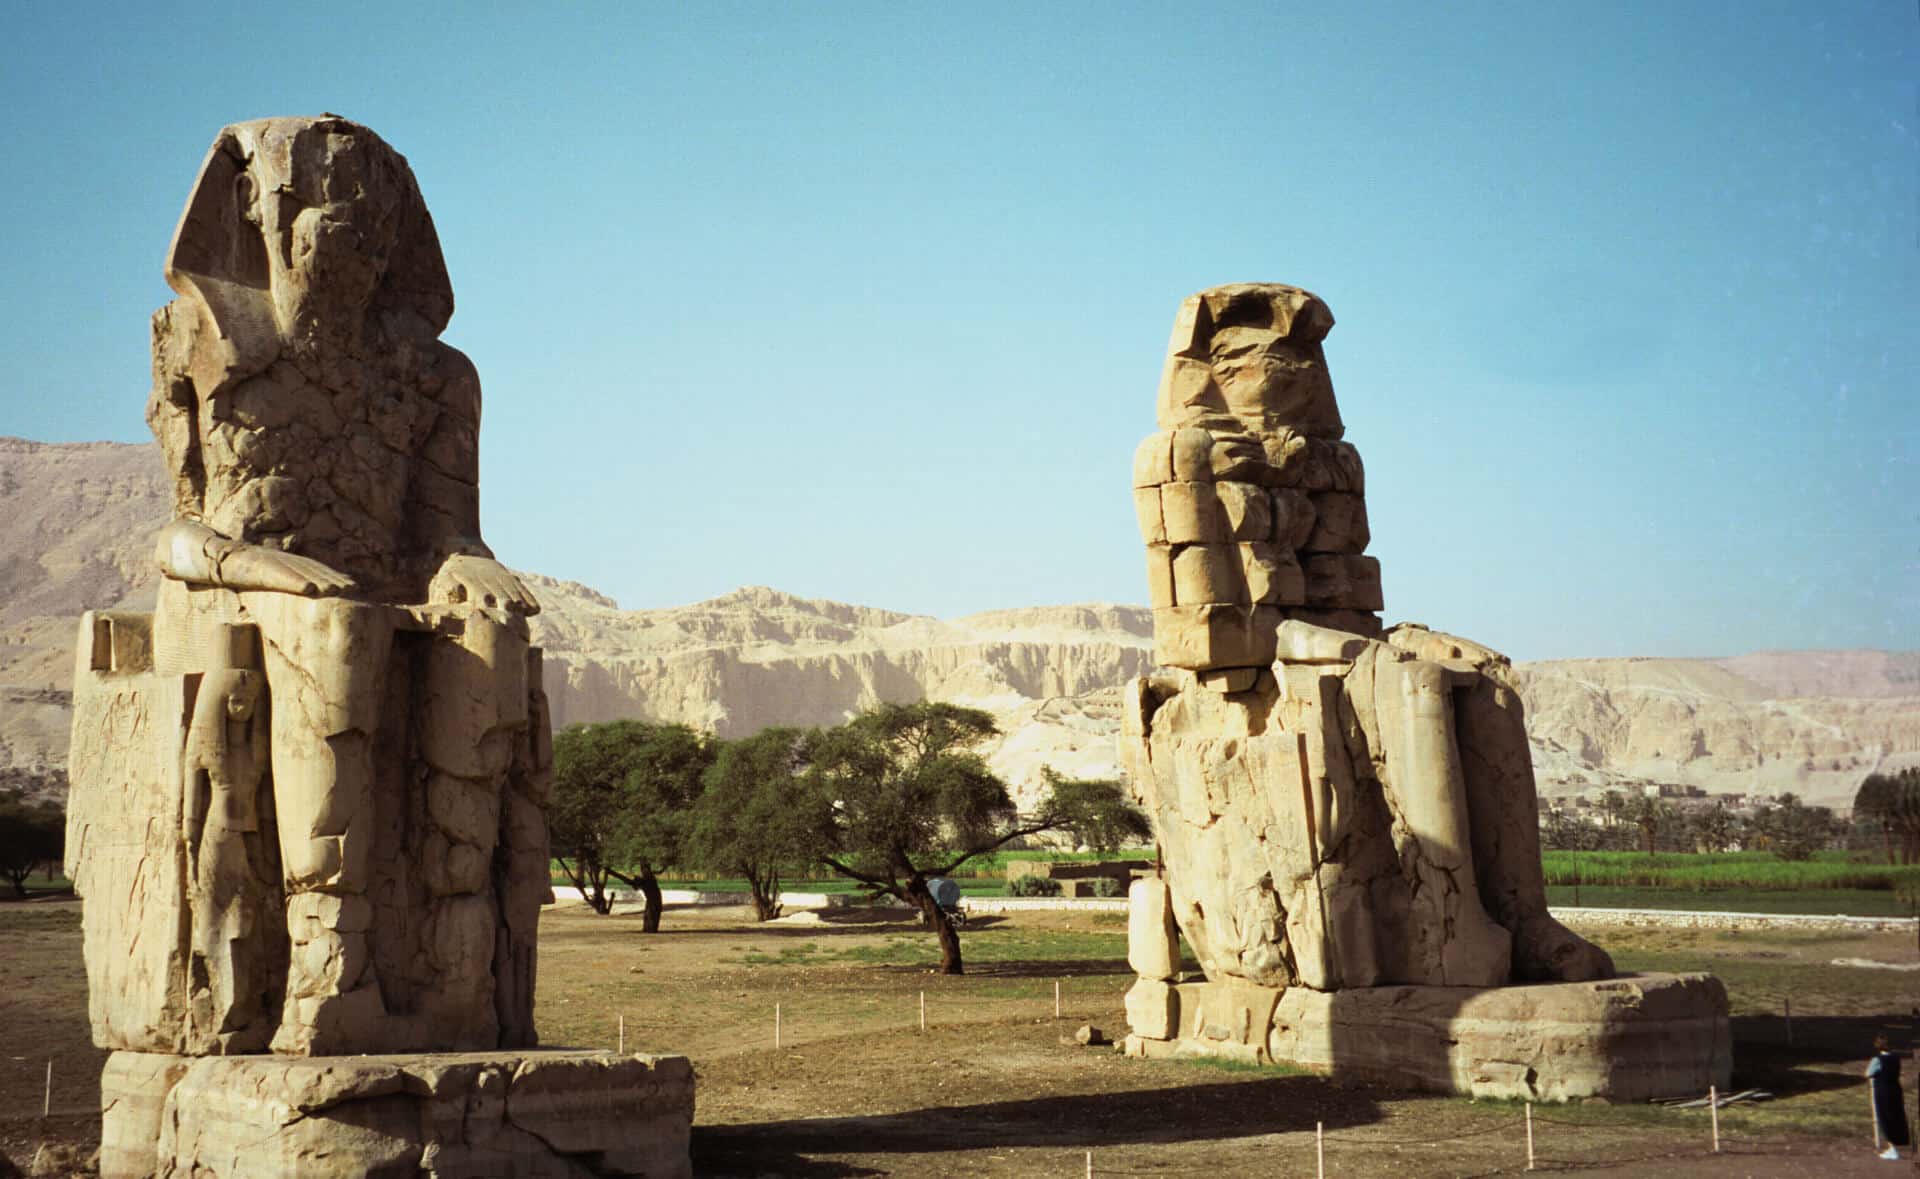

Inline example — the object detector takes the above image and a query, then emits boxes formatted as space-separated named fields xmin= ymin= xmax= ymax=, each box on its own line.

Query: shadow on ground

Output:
xmin=694 ymin=1076 xmax=1381 ymax=1174
xmin=1733 ymin=1013 xmax=1919 ymax=1095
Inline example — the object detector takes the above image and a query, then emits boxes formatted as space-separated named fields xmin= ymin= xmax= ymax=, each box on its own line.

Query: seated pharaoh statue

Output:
xmin=1122 ymin=283 xmax=1613 ymax=994
xmin=67 ymin=116 xmax=552 ymax=1059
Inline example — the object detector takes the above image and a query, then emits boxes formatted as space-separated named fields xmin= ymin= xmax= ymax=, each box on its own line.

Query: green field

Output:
xmin=1546 ymin=884 xmax=1919 ymax=916
xmin=1543 ymin=849 xmax=1920 ymax=893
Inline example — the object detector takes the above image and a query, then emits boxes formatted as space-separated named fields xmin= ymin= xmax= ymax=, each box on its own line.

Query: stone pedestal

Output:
xmin=100 ymin=1050 xmax=694 ymax=1179
xmin=1122 ymin=972 xmax=1730 ymax=1102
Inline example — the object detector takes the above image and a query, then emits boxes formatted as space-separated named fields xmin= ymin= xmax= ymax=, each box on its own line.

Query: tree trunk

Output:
xmin=638 ymin=868 xmax=663 ymax=933
xmin=906 ymin=877 xmax=963 ymax=974
xmin=558 ymin=857 xmax=613 ymax=915
xmin=747 ymin=867 xmax=782 ymax=921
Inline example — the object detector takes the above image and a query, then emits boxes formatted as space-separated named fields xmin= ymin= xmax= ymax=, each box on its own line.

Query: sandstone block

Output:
xmin=1127 ymin=877 xmax=1180 ymax=979
xmin=1240 ymin=543 xmax=1305 ymax=605
xmin=1284 ymin=607 xmax=1384 ymax=638
xmin=1125 ymin=979 xmax=1178 ymax=1039
xmin=1270 ymin=488 xmax=1316 ymax=549
xmin=110 ymin=1050 xmax=693 ymax=1179
xmin=1132 ymin=432 xmax=1174 ymax=488
xmin=1160 ymin=483 xmax=1228 ymax=543
xmin=1171 ymin=544 xmax=1244 ymax=606
xmin=1197 ymin=667 xmax=1259 ymax=693
xmin=1303 ymin=554 xmax=1384 ymax=611
xmin=1274 ymin=619 xmax=1369 ymax=664
xmin=1170 ymin=428 xmax=1217 ymax=482
xmin=1207 ymin=433 xmax=1270 ymax=482
xmin=1151 ymin=604 xmax=1278 ymax=670
xmin=1214 ymin=481 xmax=1271 ymax=540
xmin=1184 ymin=977 xmax=1282 ymax=1055
xmin=100 ymin=1052 xmax=191 ymax=1179
xmin=1158 ymin=356 xmax=1220 ymax=427
xmin=1144 ymin=545 xmax=1175 ymax=609
xmin=1133 ymin=487 xmax=1167 ymax=544
xmin=1265 ymin=973 xmax=1730 ymax=1102
xmin=1305 ymin=491 xmax=1369 ymax=554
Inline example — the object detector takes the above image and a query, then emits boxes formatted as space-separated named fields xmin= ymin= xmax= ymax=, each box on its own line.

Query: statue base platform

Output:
xmin=1122 ymin=971 xmax=1729 ymax=1102
xmin=99 ymin=1048 xmax=693 ymax=1178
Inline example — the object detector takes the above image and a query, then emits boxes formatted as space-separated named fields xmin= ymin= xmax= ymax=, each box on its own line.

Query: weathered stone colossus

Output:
xmin=66 ymin=116 xmax=691 ymax=1177
xmin=1131 ymin=283 xmax=1381 ymax=672
xmin=1120 ymin=285 xmax=1727 ymax=1099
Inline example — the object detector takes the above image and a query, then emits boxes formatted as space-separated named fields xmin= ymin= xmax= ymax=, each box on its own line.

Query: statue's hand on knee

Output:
xmin=429 ymin=553 xmax=539 ymax=615
xmin=156 ymin=520 xmax=354 ymax=597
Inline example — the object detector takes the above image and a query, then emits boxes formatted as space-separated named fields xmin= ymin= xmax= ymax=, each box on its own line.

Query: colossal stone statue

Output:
xmin=1120 ymin=284 xmax=1729 ymax=1100
xmin=66 ymin=116 xmax=690 ymax=1178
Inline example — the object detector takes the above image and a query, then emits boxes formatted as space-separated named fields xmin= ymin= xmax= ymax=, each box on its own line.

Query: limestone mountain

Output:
xmin=3 ymin=437 xmax=1914 ymax=809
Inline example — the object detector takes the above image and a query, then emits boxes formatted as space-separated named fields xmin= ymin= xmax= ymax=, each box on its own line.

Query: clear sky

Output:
xmin=2 ymin=2 xmax=1913 ymax=661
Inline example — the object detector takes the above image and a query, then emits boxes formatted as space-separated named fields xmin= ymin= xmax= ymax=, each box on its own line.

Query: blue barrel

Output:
xmin=927 ymin=877 xmax=962 ymax=909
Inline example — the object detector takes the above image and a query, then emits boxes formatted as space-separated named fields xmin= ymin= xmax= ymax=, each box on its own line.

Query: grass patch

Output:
xmin=1543 ymin=850 xmax=1920 ymax=893
xmin=721 ymin=922 xmax=1130 ymax=970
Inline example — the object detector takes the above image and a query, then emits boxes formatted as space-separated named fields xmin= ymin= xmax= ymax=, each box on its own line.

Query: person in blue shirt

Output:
xmin=1868 ymin=1035 xmax=1910 ymax=1161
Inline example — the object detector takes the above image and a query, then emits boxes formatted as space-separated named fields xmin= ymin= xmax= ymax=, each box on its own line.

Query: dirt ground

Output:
xmin=3 ymin=896 xmax=1917 ymax=1177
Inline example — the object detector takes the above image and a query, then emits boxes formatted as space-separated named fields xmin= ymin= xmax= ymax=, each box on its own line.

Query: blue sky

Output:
xmin=2 ymin=2 xmax=1913 ymax=660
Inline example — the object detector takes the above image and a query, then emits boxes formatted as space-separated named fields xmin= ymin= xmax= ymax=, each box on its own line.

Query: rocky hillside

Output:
xmin=4 ymin=437 xmax=1915 ymax=809
xmin=1515 ymin=657 xmax=1920 ymax=805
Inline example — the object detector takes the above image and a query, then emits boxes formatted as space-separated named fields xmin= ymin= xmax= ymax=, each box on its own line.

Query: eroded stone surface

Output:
xmin=65 ymin=114 xmax=691 ymax=1179
xmin=1121 ymin=622 xmax=1613 ymax=991
xmin=1267 ymin=972 xmax=1731 ymax=1101
xmin=1134 ymin=284 xmax=1383 ymax=667
xmin=1122 ymin=973 xmax=1730 ymax=1101
xmin=1121 ymin=287 xmax=1616 ymax=1053
xmin=67 ymin=116 xmax=550 ymax=1060
xmin=97 ymin=1050 xmax=693 ymax=1179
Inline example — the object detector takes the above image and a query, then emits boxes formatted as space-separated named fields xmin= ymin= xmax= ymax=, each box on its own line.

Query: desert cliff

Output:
xmin=4 ymin=437 xmax=1914 ymax=809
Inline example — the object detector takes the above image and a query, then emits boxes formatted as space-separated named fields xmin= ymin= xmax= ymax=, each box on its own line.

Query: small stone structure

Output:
xmin=1005 ymin=859 xmax=1149 ymax=896
xmin=1119 ymin=285 xmax=1729 ymax=1099
xmin=66 ymin=116 xmax=691 ymax=1177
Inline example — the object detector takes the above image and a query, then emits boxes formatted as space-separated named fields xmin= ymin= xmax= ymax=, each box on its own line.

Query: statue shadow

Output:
xmin=1732 ymin=1012 xmax=1918 ymax=1095
xmin=693 ymin=1076 xmax=1380 ymax=1176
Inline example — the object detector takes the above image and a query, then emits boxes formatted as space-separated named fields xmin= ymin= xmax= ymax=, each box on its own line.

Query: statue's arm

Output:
xmin=412 ymin=349 xmax=539 ymax=615
xmin=155 ymin=519 xmax=354 ymax=597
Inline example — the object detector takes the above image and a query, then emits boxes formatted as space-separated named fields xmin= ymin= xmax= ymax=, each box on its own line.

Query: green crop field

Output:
xmin=1543 ymin=850 xmax=1920 ymax=893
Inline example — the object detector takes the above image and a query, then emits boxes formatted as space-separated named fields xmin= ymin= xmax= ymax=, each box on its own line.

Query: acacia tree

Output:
xmin=691 ymin=727 xmax=815 ymax=920
xmin=799 ymin=702 xmax=1149 ymax=974
xmin=1753 ymin=792 xmax=1836 ymax=862
xmin=550 ymin=720 xmax=712 ymax=928
xmin=1632 ymin=794 xmax=1672 ymax=856
xmin=1038 ymin=767 xmax=1152 ymax=853
xmin=1856 ymin=770 xmax=1920 ymax=864
xmin=1687 ymin=801 xmax=1734 ymax=853
xmin=0 ymin=790 xmax=64 ymax=897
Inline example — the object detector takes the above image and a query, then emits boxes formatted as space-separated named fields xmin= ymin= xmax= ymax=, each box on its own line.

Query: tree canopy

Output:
xmin=1856 ymin=769 xmax=1920 ymax=864
xmin=691 ymin=726 xmax=816 ymax=920
xmin=0 ymin=790 xmax=63 ymax=897
xmin=550 ymin=720 xmax=712 ymax=928
xmin=799 ymin=701 xmax=1149 ymax=973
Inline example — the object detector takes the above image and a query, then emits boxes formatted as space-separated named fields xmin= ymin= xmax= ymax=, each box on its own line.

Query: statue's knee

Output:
xmin=281 ymin=836 xmax=345 ymax=889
